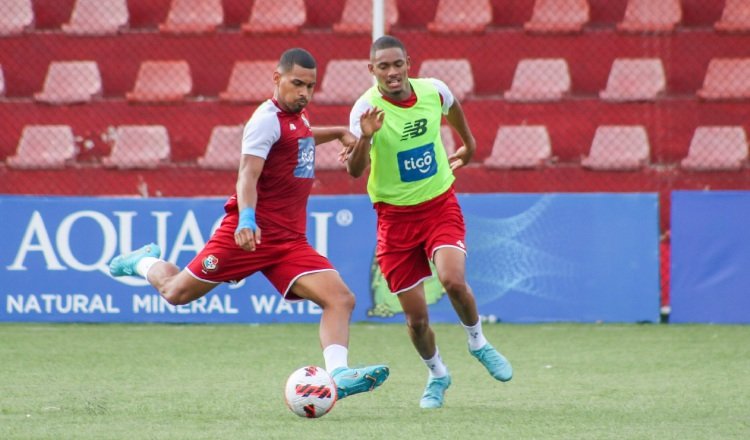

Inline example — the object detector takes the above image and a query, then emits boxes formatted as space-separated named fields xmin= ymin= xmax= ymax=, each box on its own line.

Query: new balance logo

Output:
xmin=401 ymin=118 xmax=428 ymax=140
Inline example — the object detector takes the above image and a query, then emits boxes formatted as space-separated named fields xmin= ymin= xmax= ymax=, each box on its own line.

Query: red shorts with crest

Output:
xmin=374 ymin=187 xmax=466 ymax=293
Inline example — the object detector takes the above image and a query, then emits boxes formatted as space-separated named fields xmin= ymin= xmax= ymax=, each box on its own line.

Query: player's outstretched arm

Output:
xmin=347 ymin=107 xmax=384 ymax=178
xmin=445 ymin=99 xmax=476 ymax=171
xmin=235 ymin=154 xmax=264 ymax=251
xmin=312 ymin=126 xmax=357 ymax=164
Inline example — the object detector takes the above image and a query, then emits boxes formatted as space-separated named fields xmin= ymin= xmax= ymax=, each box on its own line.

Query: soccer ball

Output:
xmin=284 ymin=365 xmax=337 ymax=418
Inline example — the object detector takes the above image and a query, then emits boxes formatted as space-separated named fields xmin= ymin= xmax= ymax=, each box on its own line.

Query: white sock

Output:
xmin=423 ymin=348 xmax=448 ymax=378
xmin=135 ymin=257 xmax=160 ymax=282
xmin=323 ymin=344 xmax=348 ymax=373
xmin=463 ymin=320 xmax=488 ymax=351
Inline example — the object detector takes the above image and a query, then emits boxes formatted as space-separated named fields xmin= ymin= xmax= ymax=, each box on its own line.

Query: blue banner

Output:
xmin=0 ymin=193 xmax=659 ymax=323
xmin=671 ymin=191 xmax=750 ymax=324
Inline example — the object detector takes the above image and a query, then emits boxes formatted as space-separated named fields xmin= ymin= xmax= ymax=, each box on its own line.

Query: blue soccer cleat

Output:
xmin=419 ymin=373 xmax=452 ymax=409
xmin=331 ymin=365 xmax=389 ymax=399
xmin=470 ymin=343 xmax=513 ymax=382
xmin=109 ymin=243 xmax=161 ymax=277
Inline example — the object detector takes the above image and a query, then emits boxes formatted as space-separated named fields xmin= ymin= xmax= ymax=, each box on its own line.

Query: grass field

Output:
xmin=1 ymin=323 xmax=748 ymax=439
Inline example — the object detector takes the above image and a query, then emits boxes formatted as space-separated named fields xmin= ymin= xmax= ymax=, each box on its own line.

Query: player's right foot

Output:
xmin=109 ymin=243 xmax=161 ymax=277
xmin=470 ymin=343 xmax=513 ymax=382
xmin=331 ymin=365 xmax=389 ymax=399
xmin=419 ymin=373 xmax=452 ymax=409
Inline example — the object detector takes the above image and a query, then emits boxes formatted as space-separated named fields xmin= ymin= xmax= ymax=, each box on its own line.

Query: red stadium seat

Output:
xmin=219 ymin=60 xmax=277 ymax=103
xmin=102 ymin=125 xmax=171 ymax=169
xmin=159 ymin=0 xmax=223 ymax=34
xmin=6 ymin=125 xmax=77 ymax=169
xmin=599 ymin=58 xmax=666 ymax=102
xmin=34 ymin=61 xmax=102 ymax=105
xmin=242 ymin=0 xmax=306 ymax=34
xmin=315 ymin=59 xmax=373 ymax=105
xmin=504 ymin=58 xmax=571 ymax=102
xmin=126 ymin=61 xmax=192 ymax=103
xmin=315 ymin=138 xmax=347 ymax=171
xmin=62 ymin=0 xmax=129 ymax=35
xmin=715 ymin=0 xmax=750 ymax=33
xmin=0 ymin=65 xmax=5 ymax=96
xmin=697 ymin=58 xmax=750 ymax=100
xmin=333 ymin=0 xmax=398 ymax=35
xmin=581 ymin=125 xmax=650 ymax=170
xmin=0 ymin=0 xmax=33 ymax=35
xmin=427 ymin=0 xmax=492 ymax=34
xmin=484 ymin=125 xmax=552 ymax=168
xmin=681 ymin=126 xmax=748 ymax=171
xmin=524 ymin=0 xmax=589 ymax=33
xmin=617 ymin=0 xmax=681 ymax=33
xmin=197 ymin=125 xmax=243 ymax=170
xmin=418 ymin=59 xmax=474 ymax=101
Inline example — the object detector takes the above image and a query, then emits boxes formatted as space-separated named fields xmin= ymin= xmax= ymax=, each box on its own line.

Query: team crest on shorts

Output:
xmin=202 ymin=254 xmax=219 ymax=272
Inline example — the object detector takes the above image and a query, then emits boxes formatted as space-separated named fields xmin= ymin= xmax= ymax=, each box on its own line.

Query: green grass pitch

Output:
xmin=1 ymin=323 xmax=748 ymax=439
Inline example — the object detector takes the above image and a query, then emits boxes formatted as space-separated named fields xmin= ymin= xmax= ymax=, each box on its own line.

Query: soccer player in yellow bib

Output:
xmin=346 ymin=35 xmax=513 ymax=409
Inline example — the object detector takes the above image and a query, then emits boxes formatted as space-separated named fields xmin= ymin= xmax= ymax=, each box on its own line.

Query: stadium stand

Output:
xmin=483 ymin=125 xmax=552 ymax=168
xmin=61 ymin=0 xmax=129 ymax=35
xmin=6 ymin=125 xmax=76 ymax=169
xmin=197 ymin=125 xmax=242 ymax=170
xmin=102 ymin=125 xmax=171 ymax=169
xmin=681 ymin=126 xmax=748 ymax=171
xmin=697 ymin=58 xmax=750 ymax=100
xmin=315 ymin=59 xmax=373 ymax=105
xmin=159 ymin=0 xmax=223 ymax=34
xmin=504 ymin=58 xmax=571 ymax=102
xmin=617 ymin=0 xmax=682 ymax=33
xmin=581 ymin=125 xmax=650 ymax=170
xmin=242 ymin=0 xmax=306 ymax=34
xmin=0 ymin=65 xmax=4 ymax=96
xmin=427 ymin=0 xmax=492 ymax=34
xmin=524 ymin=0 xmax=590 ymax=33
xmin=34 ymin=61 xmax=102 ymax=105
xmin=126 ymin=61 xmax=192 ymax=103
xmin=599 ymin=58 xmax=666 ymax=102
xmin=219 ymin=60 xmax=277 ymax=104
xmin=715 ymin=0 xmax=750 ymax=33
xmin=0 ymin=0 xmax=33 ymax=36
xmin=418 ymin=59 xmax=474 ymax=101
xmin=333 ymin=0 xmax=399 ymax=34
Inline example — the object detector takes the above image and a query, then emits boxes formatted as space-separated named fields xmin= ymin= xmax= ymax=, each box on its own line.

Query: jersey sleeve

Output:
xmin=428 ymin=78 xmax=455 ymax=115
xmin=241 ymin=104 xmax=280 ymax=159
xmin=349 ymin=97 xmax=374 ymax=138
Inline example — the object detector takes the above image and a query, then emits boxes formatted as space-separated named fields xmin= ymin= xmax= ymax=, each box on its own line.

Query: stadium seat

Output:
xmin=197 ymin=125 xmax=243 ymax=170
xmin=581 ymin=125 xmax=650 ymax=170
xmin=483 ymin=125 xmax=552 ymax=168
xmin=617 ymin=0 xmax=681 ymax=33
xmin=715 ymin=0 xmax=750 ymax=33
xmin=441 ymin=125 xmax=456 ymax=156
xmin=62 ymin=0 xmax=129 ymax=35
xmin=159 ymin=0 xmax=223 ymax=34
xmin=333 ymin=0 xmax=399 ymax=35
xmin=697 ymin=58 xmax=750 ymax=100
xmin=0 ymin=0 xmax=33 ymax=35
xmin=315 ymin=59 xmax=373 ymax=105
xmin=242 ymin=0 xmax=306 ymax=34
xmin=219 ymin=60 xmax=277 ymax=103
xmin=524 ymin=0 xmax=589 ymax=33
xmin=6 ymin=125 xmax=77 ymax=169
xmin=681 ymin=126 xmax=748 ymax=171
xmin=427 ymin=0 xmax=492 ymax=34
xmin=418 ymin=59 xmax=474 ymax=101
xmin=315 ymin=138 xmax=346 ymax=170
xmin=126 ymin=61 xmax=192 ymax=103
xmin=0 ymin=65 xmax=5 ymax=96
xmin=599 ymin=58 xmax=666 ymax=102
xmin=34 ymin=61 xmax=102 ymax=105
xmin=504 ymin=58 xmax=571 ymax=102
xmin=102 ymin=125 xmax=171 ymax=169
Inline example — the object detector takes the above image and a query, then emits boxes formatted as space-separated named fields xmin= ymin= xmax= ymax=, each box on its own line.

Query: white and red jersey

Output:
xmin=224 ymin=99 xmax=315 ymax=242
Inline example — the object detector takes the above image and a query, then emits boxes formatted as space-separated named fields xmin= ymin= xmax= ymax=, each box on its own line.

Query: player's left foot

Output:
xmin=420 ymin=373 xmax=452 ymax=409
xmin=331 ymin=365 xmax=389 ymax=399
xmin=470 ymin=343 xmax=513 ymax=382
xmin=109 ymin=243 xmax=161 ymax=277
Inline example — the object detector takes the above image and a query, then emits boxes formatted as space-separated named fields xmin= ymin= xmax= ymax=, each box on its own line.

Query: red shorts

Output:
xmin=186 ymin=210 xmax=334 ymax=300
xmin=374 ymin=187 xmax=466 ymax=293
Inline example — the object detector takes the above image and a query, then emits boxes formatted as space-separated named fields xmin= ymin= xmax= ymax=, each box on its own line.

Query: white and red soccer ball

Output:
xmin=284 ymin=365 xmax=337 ymax=418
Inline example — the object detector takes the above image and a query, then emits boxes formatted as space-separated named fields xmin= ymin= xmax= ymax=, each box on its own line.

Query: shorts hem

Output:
xmin=392 ymin=275 xmax=433 ymax=295
xmin=283 ymin=268 xmax=338 ymax=302
xmin=185 ymin=268 xmax=223 ymax=284
xmin=430 ymin=244 xmax=467 ymax=262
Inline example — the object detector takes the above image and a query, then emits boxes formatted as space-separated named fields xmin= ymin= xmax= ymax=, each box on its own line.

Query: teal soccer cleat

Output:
xmin=470 ymin=343 xmax=513 ymax=382
xmin=109 ymin=243 xmax=161 ymax=277
xmin=331 ymin=365 xmax=389 ymax=399
xmin=419 ymin=373 xmax=452 ymax=409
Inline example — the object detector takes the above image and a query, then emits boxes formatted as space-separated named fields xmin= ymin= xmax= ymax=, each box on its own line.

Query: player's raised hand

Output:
xmin=360 ymin=107 xmax=385 ymax=138
xmin=338 ymin=130 xmax=357 ymax=162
